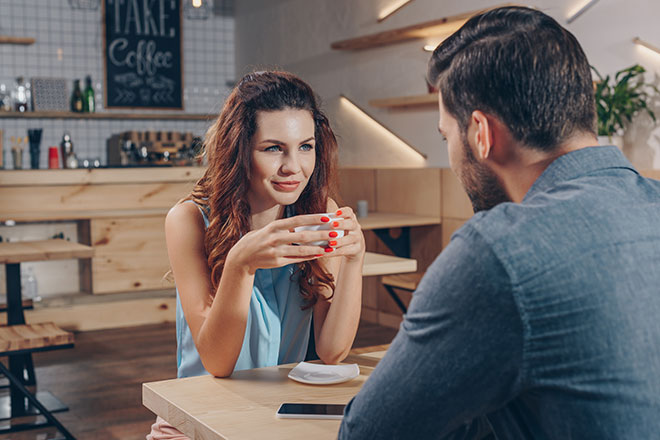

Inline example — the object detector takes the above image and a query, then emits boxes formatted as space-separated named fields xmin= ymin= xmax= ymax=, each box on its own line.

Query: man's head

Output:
xmin=428 ymin=6 xmax=597 ymax=212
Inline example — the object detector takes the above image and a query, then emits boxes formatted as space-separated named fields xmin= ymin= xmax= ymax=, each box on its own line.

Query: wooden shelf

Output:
xmin=358 ymin=212 xmax=441 ymax=230
xmin=331 ymin=4 xmax=513 ymax=50
xmin=0 ymin=239 xmax=93 ymax=264
xmin=0 ymin=111 xmax=212 ymax=121
xmin=363 ymin=252 xmax=417 ymax=277
xmin=369 ymin=93 xmax=437 ymax=109
xmin=0 ymin=36 xmax=35 ymax=45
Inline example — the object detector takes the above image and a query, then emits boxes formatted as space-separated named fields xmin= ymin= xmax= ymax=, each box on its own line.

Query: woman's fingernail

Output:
xmin=315 ymin=254 xmax=323 ymax=257
xmin=336 ymin=210 xmax=342 ymax=215
xmin=320 ymin=216 xmax=330 ymax=223
xmin=329 ymin=231 xmax=338 ymax=238
xmin=328 ymin=240 xmax=337 ymax=246
xmin=332 ymin=221 xmax=339 ymax=227
xmin=324 ymin=247 xmax=333 ymax=253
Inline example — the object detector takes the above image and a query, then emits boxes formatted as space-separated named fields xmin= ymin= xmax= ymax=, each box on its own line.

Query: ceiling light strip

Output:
xmin=377 ymin=0 xmax=415 ymax=23
xmin=340 ymin=95 xmax=428 ymax=160
xmin=566 ymin=0 xmax=599 ymax=24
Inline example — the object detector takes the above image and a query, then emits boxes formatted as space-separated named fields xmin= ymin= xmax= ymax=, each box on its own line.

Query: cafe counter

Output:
xmin=0 ymin=167 xmax=205 ymax=330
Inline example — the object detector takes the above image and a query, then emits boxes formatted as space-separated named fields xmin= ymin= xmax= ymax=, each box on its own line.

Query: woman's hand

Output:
xmin=226 ymin=214 xmax=344 ymax=274
xmin=324 ymin=207 xmax=366 ymax=263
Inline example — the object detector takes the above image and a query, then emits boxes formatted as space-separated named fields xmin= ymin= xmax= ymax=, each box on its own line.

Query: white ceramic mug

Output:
xmin=293 ymin=212 xmax=345 ymax=246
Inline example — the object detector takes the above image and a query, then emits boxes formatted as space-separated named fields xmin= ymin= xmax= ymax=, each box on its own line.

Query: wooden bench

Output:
xmin=0 ymin=239 xmax=90 ymax=439
xmin=0 ymin=322 xmax=73 ymax=354
xmin=0 ymin=323 xmax=75 ymax=439
xmin=381 ymin=272 xmax=425 ymax=313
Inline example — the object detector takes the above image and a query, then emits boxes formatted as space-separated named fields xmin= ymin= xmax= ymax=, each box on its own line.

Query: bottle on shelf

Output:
xmin=70 ymin=79 xmax=84 ymax=113
xmin=22 ymin=266 xmax=40 ymax=302
xmin=0 ymin=84 xmax=12 ymax=112
xmin=60 ymin=132 xmax=78 ymax=169
xmin=25 ymin=79 xmax=32 ymax=112
xmin=13 ymin=77 xmax=28 ymax=113
xmin=83 ymin=75 xmax=95 ymax=113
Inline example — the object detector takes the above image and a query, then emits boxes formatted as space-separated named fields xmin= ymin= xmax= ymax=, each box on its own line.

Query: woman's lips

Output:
xmin=272 ymin=181 xmax=301 ymax=192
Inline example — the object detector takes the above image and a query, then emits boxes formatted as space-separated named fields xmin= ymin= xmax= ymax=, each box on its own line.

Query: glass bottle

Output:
xmin=60 ymin=132 xmax=78 ymax=169
xmin=0 ymin=84 xmax=12 ymax=112
xmin=14 ymin=77 xmax=28 ymax=112
xmin=70 ymin=79 xmax=84 ymax=113
xmin=22 ymin=266 xmax=39 ymax=301
xmin=83 ymin=75 xmax=95 ymax=113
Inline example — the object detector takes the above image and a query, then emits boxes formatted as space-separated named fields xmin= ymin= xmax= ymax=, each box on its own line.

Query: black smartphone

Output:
xmin=276 ymin=403 xmax=346 ymax=420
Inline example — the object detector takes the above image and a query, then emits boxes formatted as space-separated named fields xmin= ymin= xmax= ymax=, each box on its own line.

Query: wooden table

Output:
xmin=357 ymin=212 xmax=441 ymax=231
xmin=143 ymin=348 xmax=388 ymax=439
xmin=0 ymin=239 xmax=92 ymax=422
xmin=362 ymin=251 xmax=416 ymax=276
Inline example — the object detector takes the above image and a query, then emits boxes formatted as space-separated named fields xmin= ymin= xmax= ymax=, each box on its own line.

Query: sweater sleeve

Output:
xmin=339 ymin=224 xmax=524 ymax=439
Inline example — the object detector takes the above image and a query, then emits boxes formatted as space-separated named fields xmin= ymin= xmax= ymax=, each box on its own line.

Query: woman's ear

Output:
xmin=471 ymin=110 xmax=493 ymax=159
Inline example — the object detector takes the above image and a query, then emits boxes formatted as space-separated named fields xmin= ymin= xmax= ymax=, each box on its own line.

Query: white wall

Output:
xmin=235 ymin=0 xmax=660 ymax=169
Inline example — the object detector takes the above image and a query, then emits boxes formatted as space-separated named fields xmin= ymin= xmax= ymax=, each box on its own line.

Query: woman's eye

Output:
xmin=264 ymin=145 xmax=282 ymax=152
xmin=300 ymin=144 xmax=314 ymax=151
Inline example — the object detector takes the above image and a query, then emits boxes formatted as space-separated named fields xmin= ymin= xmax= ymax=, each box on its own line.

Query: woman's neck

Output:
xmin=250 ymin=203 xmax=284 ymax=230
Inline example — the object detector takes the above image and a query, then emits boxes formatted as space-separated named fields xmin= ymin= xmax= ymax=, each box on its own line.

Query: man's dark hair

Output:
xmin=428 ymin=6 xmax=596 ymax=151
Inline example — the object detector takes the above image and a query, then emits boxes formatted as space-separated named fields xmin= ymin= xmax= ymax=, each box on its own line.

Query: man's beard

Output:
xmin=458 ymin=139 xmax=511 ymax=213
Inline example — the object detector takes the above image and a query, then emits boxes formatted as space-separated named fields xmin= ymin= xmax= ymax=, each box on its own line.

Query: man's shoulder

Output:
xmin=459 ymin=170 xmax=660 ymax=282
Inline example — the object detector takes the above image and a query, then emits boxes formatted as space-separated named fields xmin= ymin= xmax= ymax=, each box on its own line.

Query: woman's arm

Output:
xmin=165 ymin=202 xmax=254 ymax=377
xmin=313 ymin=200 xmax=366 ymax=364
xmin=166 ymin=202 xmax=339 ymax=376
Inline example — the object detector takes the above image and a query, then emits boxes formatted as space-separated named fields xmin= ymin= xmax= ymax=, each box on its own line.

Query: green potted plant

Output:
xmin=592 ymin=64 xmax=658 ymax=148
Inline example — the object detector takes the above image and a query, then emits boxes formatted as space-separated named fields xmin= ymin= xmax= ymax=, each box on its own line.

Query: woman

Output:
xmin=148 ymin=71 xmax=364 ymax=439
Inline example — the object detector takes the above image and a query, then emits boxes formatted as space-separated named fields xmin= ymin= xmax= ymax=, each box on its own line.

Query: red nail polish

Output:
xmin=328 ymin=240 xmax=337 ymax=246
xmin=315 ymin=254 xmax=323 ymax=257
xmin=321 ymin=216 xmax=330 ymax=223
xmin=332 ymin=221 xmax=339 ymax=227
xmin=336 ymin=210 xmax=342 ymax=215
xmin=324 ymin=247 xmax=333 ymax=252
xmin=329 ymin=231 xmax=338 ymax=238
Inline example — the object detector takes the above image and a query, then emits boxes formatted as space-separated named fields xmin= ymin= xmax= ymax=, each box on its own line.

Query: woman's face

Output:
xmin=248 ymin=108 xmax=316 ymax=212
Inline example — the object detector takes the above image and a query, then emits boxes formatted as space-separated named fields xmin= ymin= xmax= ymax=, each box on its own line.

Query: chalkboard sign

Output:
xmin=103 ymin=0 xmax=183 ymax=110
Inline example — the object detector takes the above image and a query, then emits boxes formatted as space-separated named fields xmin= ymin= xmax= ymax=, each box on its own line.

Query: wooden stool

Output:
xmin=0 ymin=323 xmax=75 ymax=439
xmin=0 ymin=239 xmax=91 ymax=439
xmin=381 ymin=272 xmax=425 ymax=313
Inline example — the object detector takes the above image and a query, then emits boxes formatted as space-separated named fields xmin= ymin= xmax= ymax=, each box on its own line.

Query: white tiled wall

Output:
xmin=0 ymin=0 xmax=235 ymax=168
xmin=0 ymin=222 xmax=80 ymax=298
xmin=0 ymin=0 xmax=234 ymax=299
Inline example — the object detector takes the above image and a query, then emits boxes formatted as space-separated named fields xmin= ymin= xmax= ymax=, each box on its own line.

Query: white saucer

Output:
xmin=288 ymin=362 xmax=360 ymax=385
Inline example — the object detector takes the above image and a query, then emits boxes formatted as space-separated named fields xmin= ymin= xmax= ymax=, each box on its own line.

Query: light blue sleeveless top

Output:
xmin=176 ymin=202 xmax=312 ymax=378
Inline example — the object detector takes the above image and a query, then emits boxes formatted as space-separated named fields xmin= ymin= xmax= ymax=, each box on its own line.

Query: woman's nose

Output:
xmin=281 ymin=152 xmax=301 ymax=174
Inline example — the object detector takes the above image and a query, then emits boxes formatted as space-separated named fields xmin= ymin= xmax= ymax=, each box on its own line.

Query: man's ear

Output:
xmin=471 ymin=110 xmax=493 ymax=159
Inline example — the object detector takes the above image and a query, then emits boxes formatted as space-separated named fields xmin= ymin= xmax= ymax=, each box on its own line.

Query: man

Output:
xmin=339 ymin=6 xmax=660 ymax=439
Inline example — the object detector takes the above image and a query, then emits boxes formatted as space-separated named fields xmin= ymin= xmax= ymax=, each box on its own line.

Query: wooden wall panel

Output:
xmin=375 ymin=169 xmax=441 ymax=218
xmin=442 ymin=218 xmax=468 ymax=249
xmin=641 ymin=169 xmax=660 ymax=180
xmin=13 ymin=297 xmax=177 ymax=331
xmin=360 ymin=230 xmax=380 ymax=309
xmin=378 ymin=311 xmax=403 ymax=329
xmin=360 ymin=307 xmax=378 ymax=325
xmin=337 ymin=169 xmax=377 ymax=212
xmin=441 ymin=169 xmax=473 ymax=219
xmin=410 ymin=224 xmax=443 ymax=271
xmin=0 ymin=183 xmax=192 ymax=215
xmin=91 ymin=216 xmax=171 ymax=294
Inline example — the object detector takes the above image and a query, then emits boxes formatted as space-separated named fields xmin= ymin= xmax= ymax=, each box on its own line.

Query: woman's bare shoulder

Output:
xmin=166 ymin=201 xmax=206 ymax=240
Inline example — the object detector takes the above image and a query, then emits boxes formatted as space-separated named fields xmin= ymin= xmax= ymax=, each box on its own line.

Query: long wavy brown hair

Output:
xmin=188 ymin=71 xmax=338 ymax=308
